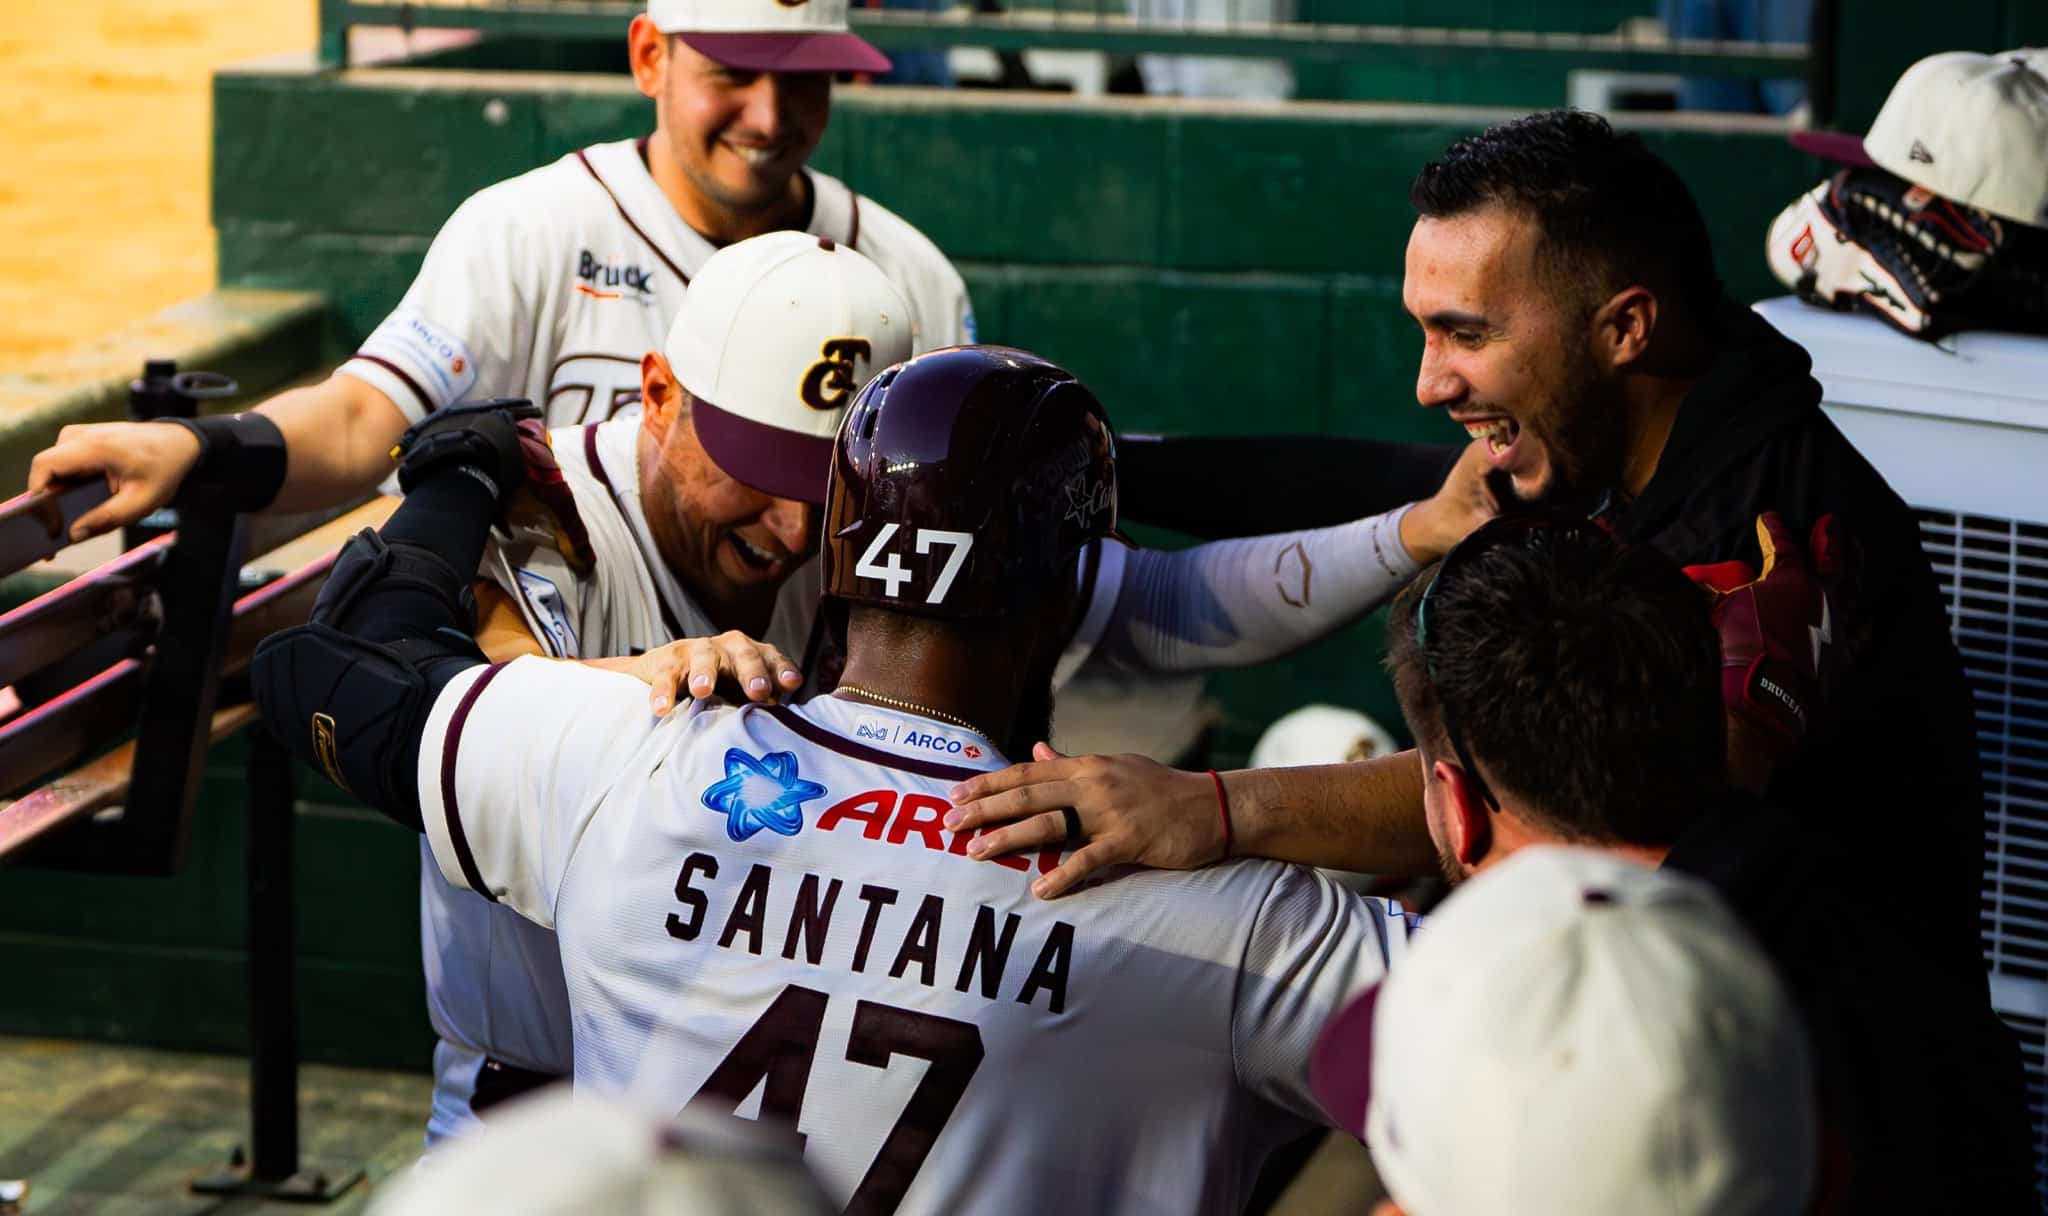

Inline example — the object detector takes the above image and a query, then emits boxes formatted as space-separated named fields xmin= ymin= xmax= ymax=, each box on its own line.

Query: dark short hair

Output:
xmin=1410 ymin=109 xmax=1723 ymax=324
xmin=1386 ymin=519 xmax=1726 ymax=847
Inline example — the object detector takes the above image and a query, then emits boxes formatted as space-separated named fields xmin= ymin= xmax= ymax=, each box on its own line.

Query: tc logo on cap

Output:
xmin=800 ymin=338 xmax=873 ymax=411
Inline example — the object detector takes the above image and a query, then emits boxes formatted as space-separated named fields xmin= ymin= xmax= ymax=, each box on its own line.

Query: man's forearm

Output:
xmin=257 ymin=372 xmax=412 ymax=512
xmin=1098 ymin=508 xmax=1420 ymax=674
xmin=1223 ymin=752 xmax=1435 ymax=874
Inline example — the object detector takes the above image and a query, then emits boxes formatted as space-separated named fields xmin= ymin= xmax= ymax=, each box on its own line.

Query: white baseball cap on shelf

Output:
xmin=1792 ymin=48 xmax=2048 ymax=226
xmin=1248 ymin=704 xmax=1399 ymax=768
xmin=647 ymin=0 xmax=891 ymax=74
xmin=665 ymin=230 xmax=914 ymax=504
xmin=1309 ymin=847 xmax=1817 ymax=1216
xmin=365 ymin=1088 xmax=834 ymax=1216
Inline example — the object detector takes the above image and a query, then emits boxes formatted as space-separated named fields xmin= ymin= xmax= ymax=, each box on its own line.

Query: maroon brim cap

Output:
xmin=691 ymin=397 xmax=835 ymax=505
xmin=1788 ymin=128 xmax=1877 ymax=168
xmin=681 ymin=31 xmax=892 ymax=74
xmin=1307 ymin=983 xmax=1382 ymax=1140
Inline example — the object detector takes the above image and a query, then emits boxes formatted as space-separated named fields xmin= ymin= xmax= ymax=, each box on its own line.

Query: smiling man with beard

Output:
xmin=947 ymin=109 xmax=1990 ymax=997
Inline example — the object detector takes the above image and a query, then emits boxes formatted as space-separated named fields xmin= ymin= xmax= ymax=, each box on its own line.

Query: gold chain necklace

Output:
xmin=835 ymin=684 xmax=992 ymax=741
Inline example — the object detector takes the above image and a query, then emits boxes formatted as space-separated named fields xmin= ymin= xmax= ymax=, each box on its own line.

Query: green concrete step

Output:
xmin=212 ymin=62 xmax=1814 ymax=287
xmin=0 ymin=289 xmax=327 ymax=494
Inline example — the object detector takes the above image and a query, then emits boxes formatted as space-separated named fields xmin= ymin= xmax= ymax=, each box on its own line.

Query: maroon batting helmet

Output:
xmin=823 ymin=346 xmax=1122 ymax=618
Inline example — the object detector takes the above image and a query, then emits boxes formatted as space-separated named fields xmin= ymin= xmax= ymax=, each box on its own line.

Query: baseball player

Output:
xmin=430 ymin=229 xmax=1491 ymax=1145
xmin=25 ymin=0 xmax=969 ymax=542
xmin=251 ymin=349 xmax=1416 ymax=1213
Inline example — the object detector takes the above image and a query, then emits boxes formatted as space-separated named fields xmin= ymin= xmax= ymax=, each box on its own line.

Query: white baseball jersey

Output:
xmin=418 ymin=414 xmax=1128 ymax=1142
xmin=419 ymin=661 xmax=1410 ymax=1214
xmin=340 ymin=137 xmax=974 ymax=428
xmin=346 ymin=136 xmax=973 ymax=1143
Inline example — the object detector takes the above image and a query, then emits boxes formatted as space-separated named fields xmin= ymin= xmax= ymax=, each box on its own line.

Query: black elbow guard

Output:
xmin=255 ymin=524 xmax=487 ymax=825
xmin=251 ymin=623 xmax=485 ymax=829
xmin=158 ymin=412 xmax=289 ymax=514
xmin=312 ymin=526 xmax=476 ymax=641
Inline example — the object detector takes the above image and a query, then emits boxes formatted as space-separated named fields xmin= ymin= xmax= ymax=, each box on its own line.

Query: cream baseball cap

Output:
xmin=647 ymin=0 xmax=891 ymax=74
xmin=365 ymin=1088 xmax=833 ymax=1215
xmin=665 ymin=231 xmax=914 ymax=504
xmin=1248 ymin=704 xmax=1400 ymax=768
xmin=1310 ymin=847 xmax=1818 ymax=1216
xmin=1792 ymin=49 xmax=2048 ymax=226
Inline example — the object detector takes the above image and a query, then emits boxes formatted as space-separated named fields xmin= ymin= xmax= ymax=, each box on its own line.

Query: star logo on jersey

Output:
xmin=701 ymin=748 xmax=827 ymax=842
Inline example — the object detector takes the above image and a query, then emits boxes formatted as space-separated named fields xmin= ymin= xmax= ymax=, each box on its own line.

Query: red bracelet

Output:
xmin=1208 ymin=769 xmax=1233 ymax=860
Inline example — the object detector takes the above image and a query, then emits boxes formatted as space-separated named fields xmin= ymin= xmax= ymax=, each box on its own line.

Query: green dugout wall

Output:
xmin=210 ymin=55 xmax=1819 ymax=756
xmin=214 ymin=60 xmax=1813 ymax=434
xmin=0 ymin=58 xmax=1824 ymax=1065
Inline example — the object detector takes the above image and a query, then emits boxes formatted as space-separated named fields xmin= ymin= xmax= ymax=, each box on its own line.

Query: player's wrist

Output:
xmin=1396 ymin=498 xmax=1452 ymax=565
xmin=1207 ymin=769 xmax=1234 ymax=860
xmin=153 ymin=412 xmax=288 ymax=514
xmin=1210 ymin=769 xmax=1260 ymax=862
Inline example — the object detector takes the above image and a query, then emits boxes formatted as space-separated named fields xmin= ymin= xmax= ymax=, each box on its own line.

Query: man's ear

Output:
xmin=641 ymin=352 xmax=684 ymax=441
xmin=626 ymin=14 xmax=666 ymax=99
xmin=1592 ymin=284 xmax=1658 ymax=371
xmin=1433 ymin=756 xmax=1492 ymax=867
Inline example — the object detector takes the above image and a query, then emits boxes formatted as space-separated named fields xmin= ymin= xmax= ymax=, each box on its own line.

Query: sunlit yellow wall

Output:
xmin=0 ymin=0 xmax=314 ymax=363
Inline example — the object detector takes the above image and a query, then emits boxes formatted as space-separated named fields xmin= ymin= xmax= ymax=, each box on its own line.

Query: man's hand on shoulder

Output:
xmin=594 ymin=631 xmax=804 ymax=715
xmin=944 ymin=745 xmax=1225 ymax=899
xmin=27 ymin=421 xmax=203 ymax=542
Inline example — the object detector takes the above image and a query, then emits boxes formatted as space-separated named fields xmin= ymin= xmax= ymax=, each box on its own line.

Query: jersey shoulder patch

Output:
xmin=364 ymin=308 xmax=482 ymax=407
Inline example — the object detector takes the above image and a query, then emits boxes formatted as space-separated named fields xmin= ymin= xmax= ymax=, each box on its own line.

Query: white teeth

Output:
xmin=1463 ymin=418 xmax=1516 ymax=454
xmin=733 ymin=536 xmax=779 ymax=565
xmin=729 ymin=145 xmax=779 ymax=167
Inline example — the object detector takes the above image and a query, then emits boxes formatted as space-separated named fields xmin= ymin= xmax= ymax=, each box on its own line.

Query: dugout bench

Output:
xmin=0 ymin=364 xmax=386 ymax=1203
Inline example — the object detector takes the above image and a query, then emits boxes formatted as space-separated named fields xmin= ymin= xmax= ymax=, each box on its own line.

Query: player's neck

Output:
xmin=646 ymin=133 xmax=808 ymax=247
xmin=1615 ymin=318 xmax=1713 ymax=498
xmin=1618 ymin=377 xmax=1688 ymax=499
xmin=837 ymin=641 xmax=1021 ymax=752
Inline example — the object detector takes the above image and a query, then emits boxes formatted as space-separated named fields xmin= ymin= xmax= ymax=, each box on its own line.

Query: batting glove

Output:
xmin=503 ymin=419 xmax=597 ymax=576
xmin=1684 ymin=511 xmax=1854 ymax=758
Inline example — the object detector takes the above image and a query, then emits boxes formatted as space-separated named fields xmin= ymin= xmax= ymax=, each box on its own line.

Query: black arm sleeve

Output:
xmin=251 ymin=472 xmax=499 ymax=829
xmin=1115 ymin=433 xmax=1462 ymax=539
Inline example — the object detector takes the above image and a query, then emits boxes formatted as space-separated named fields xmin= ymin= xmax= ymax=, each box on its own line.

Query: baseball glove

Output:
xmin=1767 ymin=167 xmax=2005 ymax=338
xmin=502 ymin=419 xmax=597 ymax=576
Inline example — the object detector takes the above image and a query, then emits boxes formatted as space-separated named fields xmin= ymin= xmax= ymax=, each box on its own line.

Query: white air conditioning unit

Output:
xmin=1755 ymin=297 xmax=2048 ymax=1199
